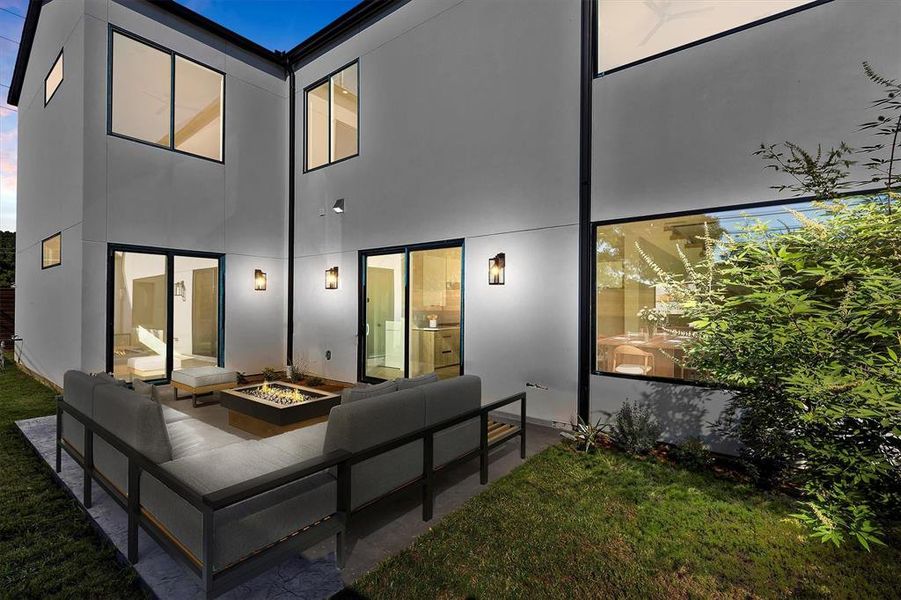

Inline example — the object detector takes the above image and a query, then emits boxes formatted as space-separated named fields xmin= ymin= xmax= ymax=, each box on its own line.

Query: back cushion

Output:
xmin=325 ymin=387 xmax=425 ymax=509
xmin=340 ymin=379 xmax=398 ymax=404
xmin=93 ymin=384 xmax=173 ymax=464
xmin=396 ymin=372 xmax=439 ymax=391
xmin=423 ymin=375 xmax=481 ymax=425
xmin=63 ymin=370 xmax=103 ymax=417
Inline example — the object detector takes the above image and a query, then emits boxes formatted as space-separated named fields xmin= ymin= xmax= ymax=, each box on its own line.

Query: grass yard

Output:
xmin=352 ymin=445 xmax=901 ymax=599
xmin=0 ymin=358 xmax=144 ymax=598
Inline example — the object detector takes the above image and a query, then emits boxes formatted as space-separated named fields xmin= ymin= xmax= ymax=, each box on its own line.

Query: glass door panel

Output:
xmin=364 ymin=253 xmax=406 ymax=381
xmin=112 ymin=251 xmax=168 ymax=382
xmin=409 ymin=247 xmax=462 ymax=379
xmin=173 ymin=256 xmax=220 ymax=372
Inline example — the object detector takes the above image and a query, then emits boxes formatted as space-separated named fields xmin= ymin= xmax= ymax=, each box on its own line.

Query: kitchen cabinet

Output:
xmin=410 ymin=326 xmax=461 ymax=375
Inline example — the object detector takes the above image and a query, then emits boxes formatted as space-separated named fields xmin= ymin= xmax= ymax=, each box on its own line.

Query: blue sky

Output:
xmin=0 ymin=0 xmax=361 ymax=231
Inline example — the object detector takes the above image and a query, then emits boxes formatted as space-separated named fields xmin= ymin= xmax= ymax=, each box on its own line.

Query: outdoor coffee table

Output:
xmin=220 ymin=381 xmax=340 ymax=437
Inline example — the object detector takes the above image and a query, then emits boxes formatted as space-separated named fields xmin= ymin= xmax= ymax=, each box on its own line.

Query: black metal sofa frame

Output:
xmin=55 ymin=392 xmax=526 ymax=598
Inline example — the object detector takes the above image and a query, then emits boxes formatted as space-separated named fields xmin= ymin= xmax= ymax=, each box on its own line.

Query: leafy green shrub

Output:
xmin=261 ymin=367 xmax=279 ymax=382
xmin=669 ymin=437 xmax=713 ymax=471
xmin=637 ymin=64 xmax=901 ymax=549
xmin=305 ymin=375 xmax=325 ymax=387
xmin=611 ymin=401 xmax=660 ymax=455
xmin=561 ymin=416 xmax=610 ymax=453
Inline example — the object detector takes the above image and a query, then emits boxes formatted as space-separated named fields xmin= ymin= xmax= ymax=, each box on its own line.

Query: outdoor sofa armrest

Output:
xmin=202 ymin=449 xmax=352 ymax=511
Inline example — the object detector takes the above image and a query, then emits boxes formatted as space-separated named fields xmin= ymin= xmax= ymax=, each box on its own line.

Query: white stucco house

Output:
xmin=8 ymin=0 xmax=899 ymax=442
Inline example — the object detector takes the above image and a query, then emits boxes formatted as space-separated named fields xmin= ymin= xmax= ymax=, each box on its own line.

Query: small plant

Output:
xmin=669 ymin=436 xmax=713 ymax=471
xmin=305 ymin=375 xmax=325 ymax=387
xmin=611 ymin=401 xmax=660 ymax=455
xmin=289 ymin=369 xmax=304 ymax=383
xmin=261 ymin=367 xmax=279 ymax=382
xmin=561 ymin=416 xmax=610 ymax=453
xmin=236 ymin=371 xmax=249 ymax=384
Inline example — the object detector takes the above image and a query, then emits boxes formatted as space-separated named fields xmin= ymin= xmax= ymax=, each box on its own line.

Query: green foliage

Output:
xmin=560 ymin=416 xmax=611 ymax=452
xmin=669 ymin=436 xmax=713 ymax=471
xmin=261 ymin=367 xmax=279 ymax=382
xmin=304 ymin=375 xmax=325 ymax=387
xmin=0 ymin=231 xmax=14 ymax=287
xmin=235 ymin=371 xmax=249 ymax=384
xmin=610 ymin=401 xmax=660 ymax=455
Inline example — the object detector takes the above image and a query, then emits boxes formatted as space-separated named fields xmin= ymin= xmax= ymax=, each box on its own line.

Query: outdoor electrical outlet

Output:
xmin=325 ymin=350 xmax=331 ymax=360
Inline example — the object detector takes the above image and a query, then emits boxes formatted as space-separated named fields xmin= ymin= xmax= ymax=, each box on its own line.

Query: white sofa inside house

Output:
xmin=57 ymin=370 xmax=506 ymax=596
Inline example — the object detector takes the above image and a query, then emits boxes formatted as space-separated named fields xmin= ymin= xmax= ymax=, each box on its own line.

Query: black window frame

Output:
xmin=593 ymin=0 xmax=832 ymax=78
xmin=40 ymin=232 xmax=62 ymax=270
xmin=357 ymin=238 xmax=465 ymax=384
xmin=43 ymin=48 xmax=63 ymax=106
xmin=107 ymin=25 xmax=226 ymax=165
xmin=303 ymin=59 xmax=360 ymax=173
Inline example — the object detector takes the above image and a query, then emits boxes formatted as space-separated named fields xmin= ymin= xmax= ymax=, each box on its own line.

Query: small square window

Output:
xmin=44 ymin=50 xmax=63 ymax=105
xmin=42 ymin=233 xmax=61 ymax=269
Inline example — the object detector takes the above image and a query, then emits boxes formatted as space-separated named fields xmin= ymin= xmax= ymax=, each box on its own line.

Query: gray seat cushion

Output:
xmin=423 ymin=375 xmax=481 ymax=466
xmin=162 ymin=405 xmax=191 ymax=424
xmin=93 ymin=384 xmax=172 ymax=464
xmin=340 ymin=379 xmax=397 ymax=404
xmin=141 ymin=440 xmax=336 ymax=570
xmin=325 ymin=387 xmax=426 ymax=509
xmin=166 ymin=418 xmax=245 ymax=460
xmin=396 ymin=372 xmax=439 ymax=390
xmin=259 ymin=422 xmax=328 ymax=460
xmin=61 ymin=371 xmax=108 ymax=455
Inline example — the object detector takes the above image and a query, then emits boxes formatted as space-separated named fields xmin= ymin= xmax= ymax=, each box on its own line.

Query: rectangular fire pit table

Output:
xmin=219 ymin=382 xmax=340 ymax=437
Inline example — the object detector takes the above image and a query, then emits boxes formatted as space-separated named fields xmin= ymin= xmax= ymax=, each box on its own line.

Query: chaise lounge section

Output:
xmin=57 ymin=370 xmax=526 ymax=598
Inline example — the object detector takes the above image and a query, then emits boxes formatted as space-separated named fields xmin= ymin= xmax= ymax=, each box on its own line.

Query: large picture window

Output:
xmin=594 ymin=200 xmax=828 ymax=382
xmin=305 ymin=61 xmax=358 ymax=171
xmin=110 ymin=29 xmax=224 ymax=162
xmin=596 ymin=0 xmax=818 ymax=74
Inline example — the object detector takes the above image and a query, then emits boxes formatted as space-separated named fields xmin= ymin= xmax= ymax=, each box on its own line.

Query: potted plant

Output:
xmin=636 ymin=306 xmax=667 ymax=338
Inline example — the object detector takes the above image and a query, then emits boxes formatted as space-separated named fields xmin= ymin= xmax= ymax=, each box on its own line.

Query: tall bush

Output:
xmin=639 ymin=65 xmax=901 ymax=549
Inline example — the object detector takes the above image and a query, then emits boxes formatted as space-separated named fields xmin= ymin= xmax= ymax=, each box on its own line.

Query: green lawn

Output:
xmin=0 ymin=358 xmax=144 ymax=598
xmin=352 ymin=445 xmax=901 ymax=599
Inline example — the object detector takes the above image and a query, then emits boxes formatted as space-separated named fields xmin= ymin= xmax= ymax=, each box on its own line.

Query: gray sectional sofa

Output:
xmin=57 ymin=370 xmax=526 ymax=598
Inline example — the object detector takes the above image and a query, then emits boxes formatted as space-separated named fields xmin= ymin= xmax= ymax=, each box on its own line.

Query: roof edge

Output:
xmin=6 ymin=0 xmax=42 ymax=107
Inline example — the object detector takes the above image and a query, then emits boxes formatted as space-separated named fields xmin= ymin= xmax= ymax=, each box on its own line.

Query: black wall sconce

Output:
xmin=325 ymin=266 xmax=339 ymax=289
xmin=254 ymin=269 xmax=267 ymax=291
xmin=174 ymin=280 xmax=186 ymax=301
xmin=489 ymin=253 xmax=505 ymax=285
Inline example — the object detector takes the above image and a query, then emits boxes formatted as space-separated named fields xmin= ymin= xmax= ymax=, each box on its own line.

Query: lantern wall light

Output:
xmin=488 ymin=252 xmax=505 ymax=285
xmin=325 ymin=266 xmax=339 ymax=289
xmin=254 ymin=269 xmax=267 ymax=291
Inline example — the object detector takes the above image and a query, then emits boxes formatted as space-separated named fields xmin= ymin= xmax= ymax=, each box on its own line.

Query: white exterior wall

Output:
xmin=293 ymin=0 xmax=582 ymax=424
xmin=14 ymin=0 xmax=87 ymax=385
xmin=590 ymin=0 xmax=901 ymax=449
xmin=16 ymin=0 xmax=290 ymax=386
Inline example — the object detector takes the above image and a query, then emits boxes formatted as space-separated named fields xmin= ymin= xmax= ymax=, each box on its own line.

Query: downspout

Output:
xmin=287 ymin=60 xmax=296 ymax=366
xmin=577 ymin=0 xmax=594 ymax=422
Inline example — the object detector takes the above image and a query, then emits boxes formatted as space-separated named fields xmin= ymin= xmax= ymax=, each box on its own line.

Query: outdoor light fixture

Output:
xmin=325 ymin=266 xmax=339 ymax=289
xmin=488 ymin=253 xmax=505 ymax=285
xmin=174 ymin=280 xmax=186 ymax=301
xmin=332 ymin=199 xmax=345 ymax=213
xmin=254 ymin=269 xmax=267 ymax=291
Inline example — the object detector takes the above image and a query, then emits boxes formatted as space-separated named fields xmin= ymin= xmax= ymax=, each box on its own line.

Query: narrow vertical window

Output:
xmin=44 ymin=50 xmax=63 ymax=105
xmin=41 ymin=233 xmax=61 ymax=269
xmin=306 ymin=81 xmax=329 ymax=170
xmin=174 ymin=56 xmax=224 ymax=161
xmin=111 ymin=31 xmax=171 ymax=146
xmin=305 ymin=61 xmax=358 ymax=170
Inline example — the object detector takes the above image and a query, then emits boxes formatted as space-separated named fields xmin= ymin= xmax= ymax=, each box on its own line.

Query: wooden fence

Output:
xmin=0 ymin=288 xmax=14 ymax=342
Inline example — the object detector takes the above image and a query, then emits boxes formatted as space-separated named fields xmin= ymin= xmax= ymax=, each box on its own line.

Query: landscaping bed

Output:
xmin=351 ymin=444 xmax=901 ymax=599
xmin=0 ymin=358 xmax=144 ymax=598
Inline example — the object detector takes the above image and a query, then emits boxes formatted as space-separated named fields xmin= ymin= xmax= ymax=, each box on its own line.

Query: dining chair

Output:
xmin=612 ymin=344 xmax=655 ymax=376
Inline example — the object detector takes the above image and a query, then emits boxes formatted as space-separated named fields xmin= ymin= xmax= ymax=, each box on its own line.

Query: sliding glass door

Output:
xmin=108 ymin=246 xmax=223 ymax=382
xmin=360 ymin=240 xmax=463 ymax=383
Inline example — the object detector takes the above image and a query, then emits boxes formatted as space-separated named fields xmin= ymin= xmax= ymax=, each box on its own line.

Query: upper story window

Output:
xmin=597 ymin=1 xmax=816 ymax=75
xmin=42 ymin=232 xmax=61 ymax=269
xmin=44 ymin=49 xmax=63 ymax=105
xmin=109 ymin=29 xmax=224 ymax=162
xmin=305 ymin=61 xmax=358 ymax=171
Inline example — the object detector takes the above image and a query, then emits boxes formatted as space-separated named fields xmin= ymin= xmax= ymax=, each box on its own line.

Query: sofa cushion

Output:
xmin=132 ymin=379 xmax=160 ymax=401
xmin=423 ymin=375 xmax=482 ymax=467
xmin=259 ymin=421 xmax=328 ymax=460
xmin=326 ymin=387 xmax=426 ymax=508
xmin=340 ymin=379 xmax=397 ymax=404
xmin=142 ymin=440 xmax=336 ymax=570
xmin=171 ymin=366 xmax=236 ymax=388
xmin=161 ymin=405 xmax=191 ymax=424
xmin=166 ymin=418 xmax=245 ymax=460
xmin=61 ymin=371 xmax=110 ymax=455
xmin=396 ymin=372 xmax=439 ymax=391
xmin=93 ymin=384 xmax=172 ymax=464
